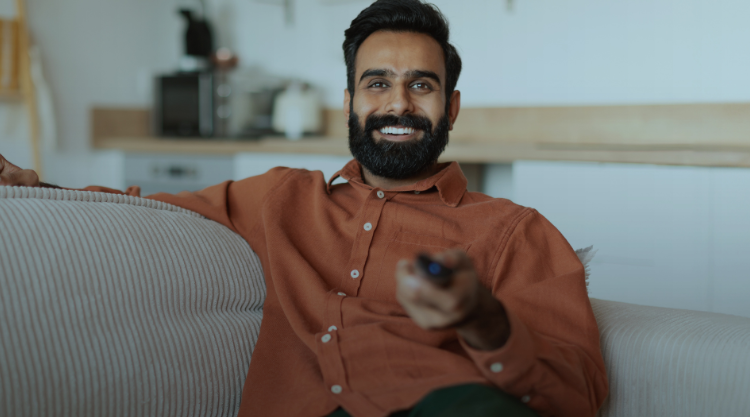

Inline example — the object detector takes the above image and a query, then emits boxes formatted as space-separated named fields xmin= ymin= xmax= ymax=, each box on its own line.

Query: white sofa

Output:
xmin=1 ymin=187 xmax=748 ymax=417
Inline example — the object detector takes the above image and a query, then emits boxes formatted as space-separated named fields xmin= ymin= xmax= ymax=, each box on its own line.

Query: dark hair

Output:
xmin=343 ymin=0 xmax=462 ymax=106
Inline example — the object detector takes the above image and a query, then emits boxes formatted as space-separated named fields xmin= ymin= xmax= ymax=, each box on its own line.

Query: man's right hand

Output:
xmin=0 ymin=153 xmax=40 ymax=187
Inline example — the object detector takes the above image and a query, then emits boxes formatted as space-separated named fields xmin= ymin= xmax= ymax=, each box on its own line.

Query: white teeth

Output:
xmin=381 ymin=126 xmax=415 ymax=135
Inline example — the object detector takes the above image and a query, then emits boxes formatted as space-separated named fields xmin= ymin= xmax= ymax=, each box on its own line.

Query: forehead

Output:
xmin=355 ymin=31 xmax=446 ymax=81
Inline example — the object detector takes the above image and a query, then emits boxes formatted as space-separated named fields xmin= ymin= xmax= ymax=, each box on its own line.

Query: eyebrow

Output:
xmin=405 ymin=70 xmax=441 ymax=86
xmin=358 ymin=69 xmax=442 ymax=86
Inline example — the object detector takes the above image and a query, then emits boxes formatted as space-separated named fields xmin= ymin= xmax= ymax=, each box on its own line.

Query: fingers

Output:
xmin=0 ymin=169 xmax=39 ymax=186
xmin=395 ymin=255 xmax=480 ymax=329
xmin=0 ymin=154 xmax=40 ymax=186
xmin=0 ymin=154 xmax=31 ymax=186
xmin=396 ymin=259 xmax=460 ymax=310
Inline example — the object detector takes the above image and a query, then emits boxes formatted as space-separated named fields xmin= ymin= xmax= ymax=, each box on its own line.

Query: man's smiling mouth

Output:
xmin=379 ymin=126 xmax=416 ymax=136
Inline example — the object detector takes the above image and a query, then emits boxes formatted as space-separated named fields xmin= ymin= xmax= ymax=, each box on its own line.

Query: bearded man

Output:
xmin=0 ymin=1 xmax=608 ymax=416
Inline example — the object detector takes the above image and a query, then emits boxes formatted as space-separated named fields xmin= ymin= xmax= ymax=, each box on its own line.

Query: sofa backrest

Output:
xmin=591 ymin=298 xmax=750 ymax=417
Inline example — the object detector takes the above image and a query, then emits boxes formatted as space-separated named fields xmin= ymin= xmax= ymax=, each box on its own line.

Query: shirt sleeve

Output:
xmin=83 ymin=167 xmax=295 ymax=236
xmin=460 ymin=209 xmax=608 ymax=417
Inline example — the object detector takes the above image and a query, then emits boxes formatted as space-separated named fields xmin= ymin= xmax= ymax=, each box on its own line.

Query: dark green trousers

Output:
xmin=327 ymin=384 xmax=539 ymax=417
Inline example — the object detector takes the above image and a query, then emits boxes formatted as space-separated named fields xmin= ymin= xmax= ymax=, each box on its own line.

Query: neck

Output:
xmin=360 ymin=164 xmax=441 ymax=190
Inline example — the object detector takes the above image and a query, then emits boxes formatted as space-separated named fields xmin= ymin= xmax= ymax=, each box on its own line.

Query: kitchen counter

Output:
xmin=91 ymin=103 xmax=750 ymax=167
xmin=94 ymin=136 xmax=750 ymax=167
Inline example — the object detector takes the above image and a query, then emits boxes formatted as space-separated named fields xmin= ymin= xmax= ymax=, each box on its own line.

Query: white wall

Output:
xmin=215 ymin=0 xmax=750 ymax=108
xmin=25 ymin=0 xmax=183 ymax=151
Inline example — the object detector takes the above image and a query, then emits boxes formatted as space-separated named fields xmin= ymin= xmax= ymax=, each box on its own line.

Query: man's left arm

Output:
xmin=396 ymin=209 xmax=608 ymax=417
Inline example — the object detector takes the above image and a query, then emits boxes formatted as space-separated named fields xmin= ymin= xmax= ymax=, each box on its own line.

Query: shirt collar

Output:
xmin=327 ymin=159 xmax=467 ymax=207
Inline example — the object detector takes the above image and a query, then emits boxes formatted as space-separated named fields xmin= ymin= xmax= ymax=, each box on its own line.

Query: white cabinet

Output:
xmin=492 ymin=161 xmax=750 ymax=318
xmin=711 ymin=168 xmax=750 ymax=318
xmin=124 ymin=153 xmax=234 ymax=196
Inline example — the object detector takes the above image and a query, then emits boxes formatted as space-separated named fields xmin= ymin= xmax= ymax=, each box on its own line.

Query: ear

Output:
xmin=448 ymin=90 xmax=461 ymax=131
xmin=344 ymin=89 xmax=351 ymax=127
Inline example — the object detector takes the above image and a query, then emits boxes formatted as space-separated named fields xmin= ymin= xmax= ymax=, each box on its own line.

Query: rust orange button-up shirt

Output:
xmin=94 ymin=160 xmax=608 ymax=417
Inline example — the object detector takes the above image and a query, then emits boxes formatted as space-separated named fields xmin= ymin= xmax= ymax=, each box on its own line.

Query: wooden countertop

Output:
xmin=94 ymin=136 xmax=750 ymax=167
xmin=91 ymin=104 xmax=750 ymax=167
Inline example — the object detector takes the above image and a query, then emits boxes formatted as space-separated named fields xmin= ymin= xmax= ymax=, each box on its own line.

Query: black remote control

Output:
xmin=416 ymin=253 xmax=454 ymax=287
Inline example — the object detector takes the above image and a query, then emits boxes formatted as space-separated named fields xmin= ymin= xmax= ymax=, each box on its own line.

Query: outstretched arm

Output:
xmin=1 ymin=152 xmax=299 ymax=241
xmin=395 ymin=210 xmax=608 ymax=417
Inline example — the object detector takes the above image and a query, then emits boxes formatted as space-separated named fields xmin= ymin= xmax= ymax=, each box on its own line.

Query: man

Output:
xmin=0 ymin=1 xmax=608 ymax=416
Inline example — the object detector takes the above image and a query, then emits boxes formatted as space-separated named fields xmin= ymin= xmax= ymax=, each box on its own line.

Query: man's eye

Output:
xmin=411 ymin=83 xmax=432 ymax=91
xmin=369 ymin=82 xmax=388 ymax=88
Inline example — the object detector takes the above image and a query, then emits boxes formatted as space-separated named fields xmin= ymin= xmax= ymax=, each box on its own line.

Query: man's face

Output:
xmin=345 ymin=31 xmax=460 ymax=180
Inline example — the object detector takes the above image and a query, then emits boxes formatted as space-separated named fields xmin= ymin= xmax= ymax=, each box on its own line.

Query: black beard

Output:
xmin=348 ymin=112 xmax=450 ymax=180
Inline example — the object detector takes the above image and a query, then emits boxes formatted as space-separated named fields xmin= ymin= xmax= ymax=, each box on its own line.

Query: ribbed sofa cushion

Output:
xmin=592 ymin=298 xmax=750 ymax=417
xmin=0 ymin=186 xmax=266 ymax=417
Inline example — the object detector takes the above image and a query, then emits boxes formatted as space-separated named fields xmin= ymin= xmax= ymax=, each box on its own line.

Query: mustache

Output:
xmin=364 ymin=114 xmax=434 ymax=133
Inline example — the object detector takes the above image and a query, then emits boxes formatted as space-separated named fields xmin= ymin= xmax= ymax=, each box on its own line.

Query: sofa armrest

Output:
xmin=0 ymin=187 xmax=266 ymax=417
xmin=591 ymin=298 xmax=750 ymax=417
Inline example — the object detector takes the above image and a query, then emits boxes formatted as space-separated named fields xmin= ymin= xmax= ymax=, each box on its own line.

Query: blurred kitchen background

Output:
xmin=2 ymin=0 xmax=750 ymax=317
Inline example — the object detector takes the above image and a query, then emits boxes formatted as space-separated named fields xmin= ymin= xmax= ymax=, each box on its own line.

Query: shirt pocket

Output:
xmin=392 ymin=231 xmax=469 ymax=254
xmin=367 ymin=231 xmax=471 ymax=302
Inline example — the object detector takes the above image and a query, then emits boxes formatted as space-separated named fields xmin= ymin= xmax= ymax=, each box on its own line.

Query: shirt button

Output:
xmin=331 ymin=385 xmax=343 ymax=394
xmin=321 ymin=334 xmax=331 ymax=343
xmin=328 ymin=325 xmax=338 ymax=331
xmin=490 ymin=362 xmax=504 ymax=373
xmin=521 ymin=395 xmax=531 ymax=403
xmin=377 ymin=191 xmax=385 ymax=199
xmin=363 ymin=222 xmax=373 ymax=231
xmin=350 ymin=269 xmax=360 ymax=279
xmin=337 ymin=292 xmax=347 ymax=296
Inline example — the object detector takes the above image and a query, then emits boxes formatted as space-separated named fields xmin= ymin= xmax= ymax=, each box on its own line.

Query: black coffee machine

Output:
xmin=153 ymin=1 xmax=216 ymax=137
xmin=179 ymin=0 xmax=214 ymax=70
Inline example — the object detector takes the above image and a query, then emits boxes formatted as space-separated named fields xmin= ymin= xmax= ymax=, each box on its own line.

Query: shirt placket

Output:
xmin=339 ymin=189 xmax=389 ymax=297
xmin=315 ymin=329 xmax=386 ymax=416
xmin=315 ymin=189 xmax=392 ymax=417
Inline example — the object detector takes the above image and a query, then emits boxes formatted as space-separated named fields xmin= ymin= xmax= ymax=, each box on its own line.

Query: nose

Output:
xmin=384 ymin=84 xmax=414 ymax=116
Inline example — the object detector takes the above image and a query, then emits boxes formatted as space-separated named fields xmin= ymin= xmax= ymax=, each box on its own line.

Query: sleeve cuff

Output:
xmin=459 ymin=307 xmax=537 ymax=386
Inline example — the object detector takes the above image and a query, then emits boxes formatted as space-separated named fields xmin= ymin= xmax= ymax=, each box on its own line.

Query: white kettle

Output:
xmin=272 ymin=82 xmax=323 ymax=140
